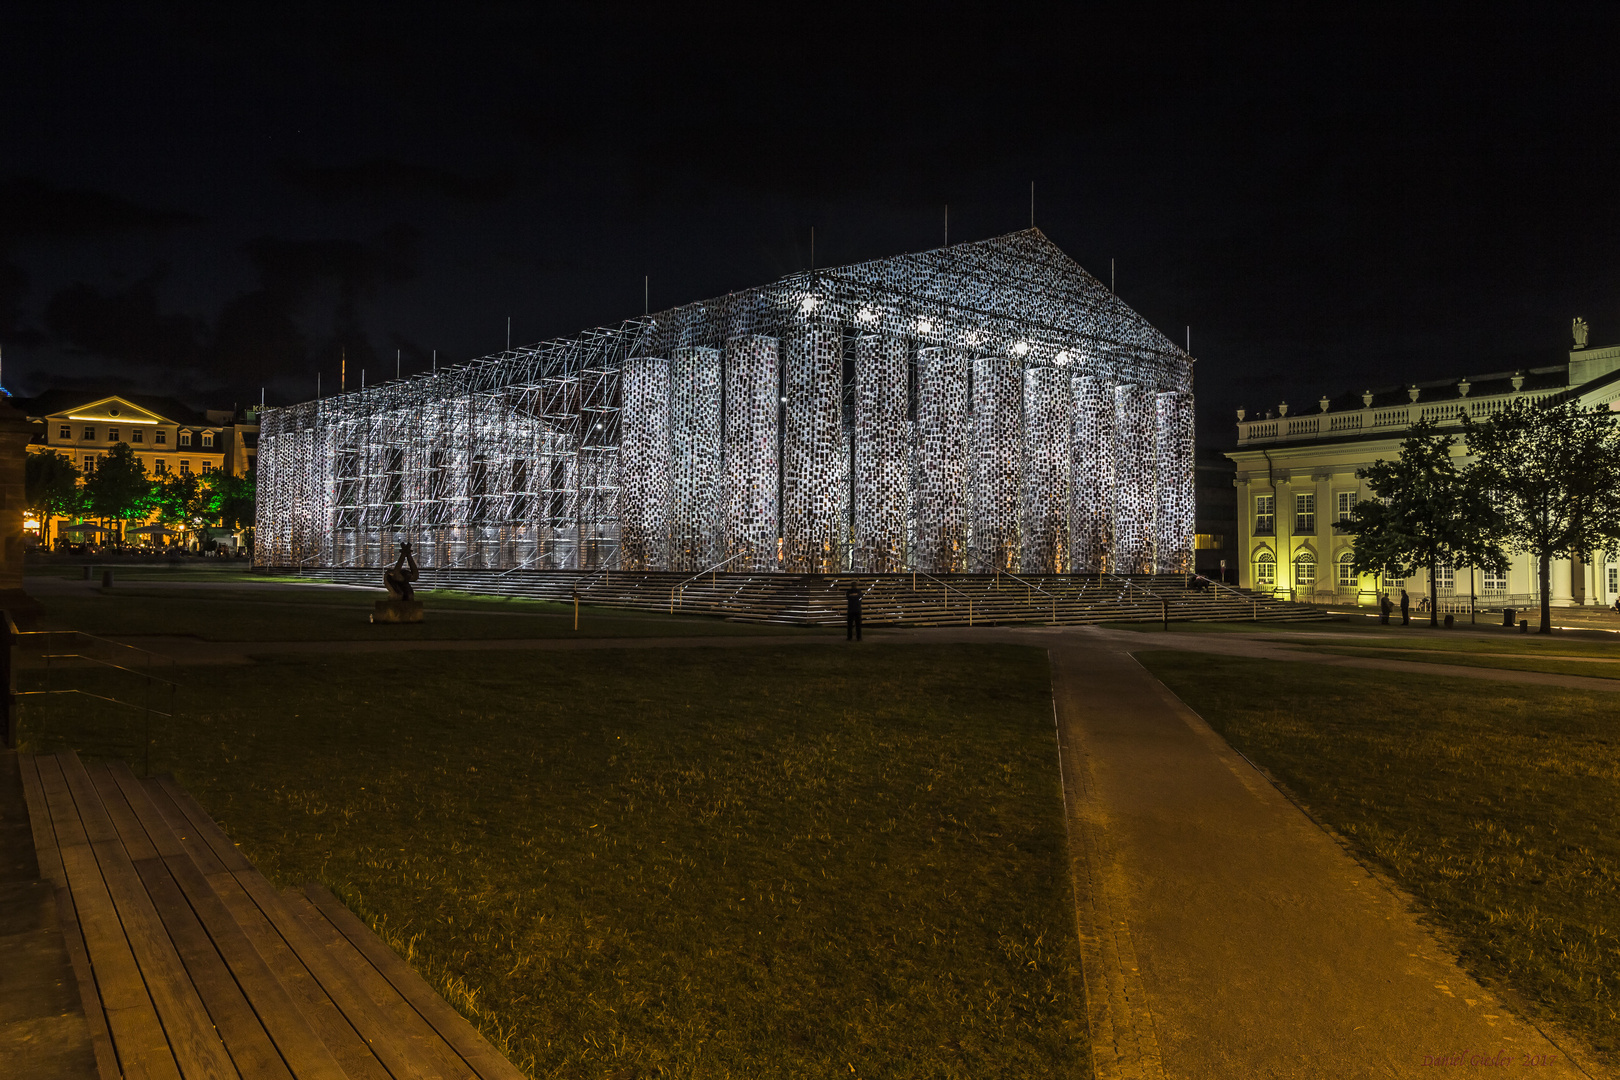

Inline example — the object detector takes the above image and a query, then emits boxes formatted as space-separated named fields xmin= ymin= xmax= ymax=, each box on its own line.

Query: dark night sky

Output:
xmin=4 ymin=4 xmax=1618 ymax=445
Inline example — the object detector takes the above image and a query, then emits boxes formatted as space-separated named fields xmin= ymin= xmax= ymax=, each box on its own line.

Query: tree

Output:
xmin=25 ymin=450 xmax=85 ymax=520
xmin=151 ymin=470 xmax=213 ymax=539
xmin=1335 ymin=419 xmax=1507 ymax=627
xmin=1464 ymin=398 xmax=1620 ymax=633
xmin=82 ymin=443 xmax=152 ymax=537
xmin=207 ymin=472 xmax=255 ymax=533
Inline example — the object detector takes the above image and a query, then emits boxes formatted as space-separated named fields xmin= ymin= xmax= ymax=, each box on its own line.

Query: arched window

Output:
xmin=1337 ymin=552 xmax=1356 ymax=588
xmin=1255 ymin=551 xmax=1276 ymax=587
xmin=1294 ymin=551 xmax=1316 ymax=587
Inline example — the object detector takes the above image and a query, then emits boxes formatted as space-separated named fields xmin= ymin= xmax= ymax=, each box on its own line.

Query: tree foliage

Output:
xmin=1335 ymin=420 xmax=1507 ymax=626
xmin=151 ymin=470 xmax=211 ymax=531
xmin=82 ymin=443 xmax=152 ymax=524
xmin=25 ymin=450 xmax=85 ymax=519
xmin=209 ymin=472 xmax=255 ymax=532
xmin=1464 ymin=398 xmax=1620 ymax=632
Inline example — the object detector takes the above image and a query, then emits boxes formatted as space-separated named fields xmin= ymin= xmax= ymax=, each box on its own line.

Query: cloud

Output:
xmin=44 ymin=273 xmax=206 ymax=371
xmin=0 ymin=177 xmax=196 ymax=245
xmin=279 ymin=158 xmax=512 ymax=204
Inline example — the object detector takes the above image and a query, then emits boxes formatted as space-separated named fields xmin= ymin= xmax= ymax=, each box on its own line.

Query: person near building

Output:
xmin=1379 ymin=593 xmax=1393 ymax=625
xmin=845 ymin=584 xmax=864 ymax=641
xmin=1400 ymin=589 xmax=1411 ymax=626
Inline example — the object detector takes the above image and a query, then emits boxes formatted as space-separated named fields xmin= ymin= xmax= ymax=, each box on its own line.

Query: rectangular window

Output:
xmin=154 ymin=459 xmax=168 ymax=474
xmin=1194 ymin=533 xmax=1224 ymax=550
xmin=83 ymin=426 xmax=95 ymax=440
xmin=1436 ymin=563 xmax=1454 ymax=591
xmin=201 ymin=462 xmax=216 ymax=474
xmin=1255 ymin=495 xmax=1275 ymax=535
xmin=130 ymin=428 xmax=143 ymax=443
xmin=83 ymin=455 xmax=96 ymax=472
xmin=1256 ymin=558 xmax=1276 ymax=587
xmin=1483 ymin=568 xmax=1508 ymax=592
xmin=201 ymin=431 xmax=215 ymax=447
xmin=1338 ymin=557 xmax=1356 ymax=588
xmin=1336 ymin=492 xmax=1354 ymax=522
xmin=1609 ymin=566 xmax=1617 ymax=595
xmin=1295 ymin=557 xmax=1316 ymax=587
xmin=180 ymin=460 xmax=191 ymax=474
xmin=1295 ymin=493 xmax=1316 ymax=533
xmin=107 ymin=427 xmax=119 ymax=441
xmin=155 ymin=429 xmax=167 ymax=445
xmin=58 ymin=424 xmax=71 ymax=440
xmin=179 ymin=431 xmax=192 ymax=446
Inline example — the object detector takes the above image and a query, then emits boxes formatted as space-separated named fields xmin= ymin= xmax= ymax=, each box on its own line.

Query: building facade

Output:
xmin=21 ymin=391 xmax=259 ymax=545
xmin=1227 ymin=344 xmax=1620 ymax=609
xmin=256 ymin=230 xmax=1197 ymax=576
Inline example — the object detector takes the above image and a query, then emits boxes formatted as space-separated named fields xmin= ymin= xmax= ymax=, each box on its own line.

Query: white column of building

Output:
xmin=972 ymin=355 xmax=1023 ymax=573
xmin=617 ymin=356 xmax=671 ymax=571
xmin=723 ymin=335 xmax=780 ymax=572
xmin=1154 ymin=391 xmax=1195 ymax=575
xmin=1071 ymin=374 xmax=1115 ymax=573
xmin=854 ymin=333 xmax=909 ymax=572
xmin=1021 ymin=364 xmax=1073 ymax=573
xmin=912 ymin=347 xmax=970 ymax=573
xmin=782 ymin=324 xmax=845 ymax=573
xmin=1112 ymin=384 xmax=1158 ymax=574
xmin=669 ymin=345 xmax=723 ymax=572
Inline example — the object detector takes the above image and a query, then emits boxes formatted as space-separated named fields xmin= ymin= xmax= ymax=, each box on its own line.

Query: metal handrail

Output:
xmin=995 ymin=569 xmax=1055 ymax=600
xmin=673 ymin=552 xmax=748 ymax=591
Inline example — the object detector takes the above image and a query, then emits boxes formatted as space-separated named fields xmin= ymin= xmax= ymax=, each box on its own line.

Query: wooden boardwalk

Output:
xmin=19 ymin=751 xmax=528 ymax=1080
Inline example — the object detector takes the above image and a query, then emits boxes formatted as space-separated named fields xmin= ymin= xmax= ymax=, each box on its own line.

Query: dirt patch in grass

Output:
xmin=1136 ymin=650 xmax=1620 ymax=1055
xmin=21 ymin=643 xmax=1084 ymax=1078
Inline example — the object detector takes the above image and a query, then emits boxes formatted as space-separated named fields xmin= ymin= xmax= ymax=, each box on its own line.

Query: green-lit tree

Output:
xmin=151 ymin=470 xmax=214 ymax=542
xmin=82 ymin=443 xmax=152 ymax=541
xmin=25 ymin=450 xmax=85 ymax=522
xmin=1335 ymin=419 xmax=1507 ymax=627
xmin=207 ymin=472 xmax=255 ymax=534
xmin=1464 ymin=398 xmax=1620 ymax=633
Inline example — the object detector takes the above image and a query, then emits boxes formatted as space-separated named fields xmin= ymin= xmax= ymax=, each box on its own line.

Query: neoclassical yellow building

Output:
xmin=1227 ymin=342 xmax=1620 ymax=610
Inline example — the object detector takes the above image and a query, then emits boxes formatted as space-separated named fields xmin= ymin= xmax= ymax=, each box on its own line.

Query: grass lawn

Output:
xmin=1136 ymin=650 xmax=1620 ymax=1054
xmin=20 ymin=643 xmax=1084 ymax=1079
xmin=1298 ymin=645 xmax=1620 ymax=680
xmin=1101 ymin=618 xmax=1359 ymax=634
xmin=34 ymin=582 xmax=817 ymax=641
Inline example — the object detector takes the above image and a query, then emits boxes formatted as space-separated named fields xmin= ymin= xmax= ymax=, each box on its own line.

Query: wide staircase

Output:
xmin=297 ymin=566 xmax=1324 ymax=627
xmin=15 ymin=750 xmax=525 ymax=1080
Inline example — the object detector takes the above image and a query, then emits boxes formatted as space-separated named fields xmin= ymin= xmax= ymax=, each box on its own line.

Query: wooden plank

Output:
xmin=152 ymin=775 xmax=253 ymax=873
xmin=281 ymin=888 xmax=477 ymax=1080
xmin=142 ymin=777 xmax=229 ymax=878
xmin=108 ymin=763 xmax=350 ymax=1080
xmin=87 ymin=840 xmax=241 ymax=1080
xmin=55 ymin=754 xmax=241 ymax=1080
xmin=58 ymin=840 xmax=184 ymax=1080
xmin=227 ymin=870 xmax=431 ymax=1080
xmin=43 ymin=754 xmax=183 ymax=1080
xmin=300 ymin=886 xmax=527 ymax=1080
xmin=19 ymin=756 xmax=122 ymax=1080
xmin=88 ymin=764 xmax=161 ymax=863
xmin=133 ymin=855 xmax=295 ymax=1080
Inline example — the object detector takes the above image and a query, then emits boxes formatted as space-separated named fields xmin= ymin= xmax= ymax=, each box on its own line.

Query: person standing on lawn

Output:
xmin=1400 ymin=588 xmax=1411 ymax=626
xmin=1379 ymin=593 xmax=1393 ymax=625
xmin=846 ymin=584 xmax=864 ymax=641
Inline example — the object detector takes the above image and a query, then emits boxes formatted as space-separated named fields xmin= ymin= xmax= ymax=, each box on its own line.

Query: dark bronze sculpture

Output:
xmin=383 ymin=543 xmax=420 ymax=601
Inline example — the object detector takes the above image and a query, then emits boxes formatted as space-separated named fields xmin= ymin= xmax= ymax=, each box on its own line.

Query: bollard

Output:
xmin=83 ymin=565 xmax=93 ymax=581
xmin=1502 ymin=607 xmax=1515 ymax=628
xmin=101 ymin=569 xmax=114 ymax=589
xmin=1444 ymin=613 xmax=1455 ymax=629
xmin=1520 ymin=619 xmax=1529 ymax=634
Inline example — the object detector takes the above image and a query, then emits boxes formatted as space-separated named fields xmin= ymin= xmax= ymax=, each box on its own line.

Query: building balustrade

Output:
xmin=1238 ymin=387 xmax=1560 ymax=447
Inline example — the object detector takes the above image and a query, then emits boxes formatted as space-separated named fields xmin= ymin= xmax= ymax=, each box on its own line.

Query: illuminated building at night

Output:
xmin=256 ymin=230 xmax=1196 ymax=576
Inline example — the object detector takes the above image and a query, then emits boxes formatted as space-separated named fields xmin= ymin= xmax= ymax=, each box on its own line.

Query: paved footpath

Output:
xmin=1046 ymin=631 xmax=1606 ymax=1079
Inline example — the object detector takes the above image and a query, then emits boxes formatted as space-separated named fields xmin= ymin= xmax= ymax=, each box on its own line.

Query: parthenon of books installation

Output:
xmin=255 ymin=229 xmax=1195 ymax=576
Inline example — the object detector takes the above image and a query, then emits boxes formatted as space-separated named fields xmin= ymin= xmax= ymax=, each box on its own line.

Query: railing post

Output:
xmin=1161 ymin=597 xmax=1168 ymax=632
xmin=0 ymin=612 xmax=14 ymax=750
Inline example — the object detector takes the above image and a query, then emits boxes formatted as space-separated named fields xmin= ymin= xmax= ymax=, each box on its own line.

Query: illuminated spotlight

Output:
xmin=857 ymin=307 xmax=876 ymax=323
xmin=800 ymin=295 xmax=818 ymax=313
xmin=917 ymin=319 xmax=933 ymax=333
xmin=1055 ymin=351 xmax=1070 ymax=366
xmin=1012 ymin=341 xmax=1030 ymax=356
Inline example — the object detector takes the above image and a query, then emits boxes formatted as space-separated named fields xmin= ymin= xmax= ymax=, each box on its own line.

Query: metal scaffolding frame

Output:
xmin=256 ymin=229 xmax=1196 ymax=575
